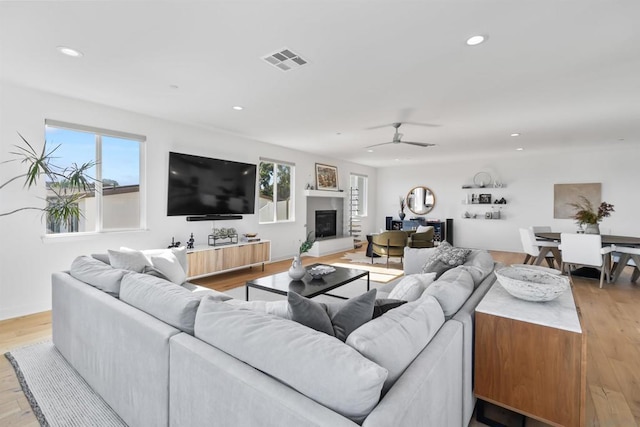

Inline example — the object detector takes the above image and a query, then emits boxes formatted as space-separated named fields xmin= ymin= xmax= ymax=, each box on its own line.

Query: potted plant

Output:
xmin=288 ymin=231 xmax=316 ymax=280
xmin=1 ymin=134 xmax=96 ymax=230
xmin=399 ymin=196 xmax=406 ymax=220
xmin=569 ymin=196 xmax=614 ymax=234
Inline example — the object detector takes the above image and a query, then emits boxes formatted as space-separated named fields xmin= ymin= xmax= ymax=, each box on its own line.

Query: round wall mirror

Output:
xmin=406 ymin=186 xmax=435 ymax=215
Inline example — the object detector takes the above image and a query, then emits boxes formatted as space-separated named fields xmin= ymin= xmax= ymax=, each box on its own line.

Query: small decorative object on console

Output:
xmin=308 ymin=265 xmax=336 ymax=280
xmin=168 ymin=237 xmax=181 ymax=248
xmin=478 ymin=194 xmax=492 ymax=204
xmin=495 ymin=266 xmax=569 ymax=302
xmin=187 ymin=233 xmax=195 ymax=249
xmin=208 ymin=228 xmax=239 ymax=246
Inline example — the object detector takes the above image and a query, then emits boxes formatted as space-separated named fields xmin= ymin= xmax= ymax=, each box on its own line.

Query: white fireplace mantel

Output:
xmin=304 ymin=189 xmax=346 ymax=198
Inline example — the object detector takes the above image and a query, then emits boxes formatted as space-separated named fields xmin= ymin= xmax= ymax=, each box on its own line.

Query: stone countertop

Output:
xmin=476 ymin=280 xmax=582 ymax=333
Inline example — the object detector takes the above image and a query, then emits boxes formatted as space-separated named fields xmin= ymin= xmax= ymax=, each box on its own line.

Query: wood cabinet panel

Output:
xmin=475 ymin=311 xmax=586 ymax=426
xmin=186 ymin=241 xmax=270 ymax=278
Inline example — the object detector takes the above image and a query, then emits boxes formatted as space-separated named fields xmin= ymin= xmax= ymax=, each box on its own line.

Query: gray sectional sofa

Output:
xmin=51 ymin=246 xmax=496 ymax=427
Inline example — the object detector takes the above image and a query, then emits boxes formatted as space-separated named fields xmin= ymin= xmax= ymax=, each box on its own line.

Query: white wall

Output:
xmin=0 ymin=83 xmax=377 ymax=320
xmin=376 ymin=144 xmax=639 ymax=252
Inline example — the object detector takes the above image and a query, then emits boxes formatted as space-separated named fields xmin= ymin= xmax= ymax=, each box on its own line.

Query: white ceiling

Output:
xmin=1 ymin=0 xmax=639 ymax=167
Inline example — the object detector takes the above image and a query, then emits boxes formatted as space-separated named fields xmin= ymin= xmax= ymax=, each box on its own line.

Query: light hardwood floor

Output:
xmin=1 ymin=249 xmax=639 ymax=427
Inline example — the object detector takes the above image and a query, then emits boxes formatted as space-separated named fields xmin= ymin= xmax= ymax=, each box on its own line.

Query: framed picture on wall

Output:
xmin=479 ymin=194 xmax=492 ymax=204
xmin=315 ymin=163 xmax=339 ymax=191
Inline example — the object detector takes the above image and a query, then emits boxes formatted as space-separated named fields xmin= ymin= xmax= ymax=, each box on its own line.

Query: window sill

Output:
xmin=41 ymin=228 xmax=149 ymax=243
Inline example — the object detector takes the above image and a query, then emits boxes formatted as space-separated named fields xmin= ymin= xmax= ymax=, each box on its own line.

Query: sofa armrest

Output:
xmin=363 ymin=321 xmax=464 ymax=427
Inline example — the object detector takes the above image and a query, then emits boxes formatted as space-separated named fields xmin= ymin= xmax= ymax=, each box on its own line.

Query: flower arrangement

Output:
xmin=299 ymin=230 xmax=316 ymax=254
xmin=569 ymin=196 xmax=614 ymax=225
xmin=399 ymin=196 xmax=406 ymax=213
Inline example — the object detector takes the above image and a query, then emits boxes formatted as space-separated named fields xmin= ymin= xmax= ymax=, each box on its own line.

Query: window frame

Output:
xmin=350 ymin=173 xmax=368 ymax=217
xmin=258 ymin=158 xmax=295 ymax=224
xmin=43 ymin=119 xmax=146 ymax=236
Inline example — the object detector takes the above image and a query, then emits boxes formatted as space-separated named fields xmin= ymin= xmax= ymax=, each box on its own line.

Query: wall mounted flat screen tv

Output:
xmin=167 ymin=152 xmax=257 ymax=216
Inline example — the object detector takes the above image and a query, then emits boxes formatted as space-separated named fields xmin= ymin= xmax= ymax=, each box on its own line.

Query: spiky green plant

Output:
xmin=569 ymin=196 xmax=614 ymax=225
xmin=299 ymin=231 xmax=316 ymax=254
xmin=1 ymin=133 xmax=97 ymax=227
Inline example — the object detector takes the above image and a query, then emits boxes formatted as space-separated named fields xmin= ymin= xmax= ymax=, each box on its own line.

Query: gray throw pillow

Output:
xmin=288 ymin=292 xmax=335 ymax=336
xmin=289 ymin=289 xmax=377 ymax=341
xmin=373 ymin=299 xmax=408 ymax=318
xmin=421 ymin=242 xmax=471 ymax=278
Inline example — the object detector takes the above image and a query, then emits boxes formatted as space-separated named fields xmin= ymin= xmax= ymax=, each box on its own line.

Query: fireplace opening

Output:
xmin=315 ymin=210 xmax=337 ymax=238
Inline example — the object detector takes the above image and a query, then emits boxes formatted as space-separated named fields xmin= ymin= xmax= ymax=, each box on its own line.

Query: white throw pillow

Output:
xmin=108 ymin=248 xmax=150 ymax=273
xmin=416 ymin=225 xmax=433 ymax=233
xmin=388 ymin=273 xmax=437 ymax=301
xmin=150 ymin=251 xmax=187 ymax=285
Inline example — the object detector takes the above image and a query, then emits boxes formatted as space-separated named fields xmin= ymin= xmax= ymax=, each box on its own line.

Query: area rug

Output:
xmin=329 ymin=262 xmax=404 ymax=283
xmin=340 ymin=252 xmax=404 ymax=267
xmin=5 ymin=342 xmax=126 ymax=427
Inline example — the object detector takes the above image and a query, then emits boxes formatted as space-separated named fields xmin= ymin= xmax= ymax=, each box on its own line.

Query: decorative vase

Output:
xmin=584 ymin=223 xmax=600 ymax=234
xmin=399 ymin=212 xmax=406 ymax=220
xmin=288 ymin=254 xmax=306 ymax=280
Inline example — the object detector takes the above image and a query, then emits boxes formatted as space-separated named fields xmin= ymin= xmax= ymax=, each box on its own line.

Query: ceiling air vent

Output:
xmin=262 ymin=48 xmax=308 ymax=72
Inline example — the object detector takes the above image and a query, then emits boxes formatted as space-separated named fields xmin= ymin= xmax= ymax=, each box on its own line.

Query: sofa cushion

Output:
xmin=139 ymin=247 xmax=188 ymax=274
xmin=149 ymin=251 xmax=187 ymax=285
xmin=224 ymin=299 xmax=291 ymax=319
xmin=69 ymin=255 xmax=128 ymax=297
xmin=461 ymin=250 xmax=494 ymax=287
xmin=372 ymin=299 xmax=408 ymax=319
xmin=387 ymin=273 xmax=436 ymax=301
xmin=403 ymin=247 xmax=438 ymax=275
xmin=119 ymin=273 xmax=201 ymax=334
xmin=423 ymin=266 xmax=474 ymax=317
xmin=108 ymin=249 xmax=150 ymax=273
xmin=346 ymin=295 xmax=445 ymax=393
xmin=194 ymin=297 xmax=388 ymax=423
xmin=421 ymin=242 xmax=471 ymax=278
xmin=90 ymin=253 xmax=111 ymax=265
xmin=290 ymin=289 xmax=377 ymax=341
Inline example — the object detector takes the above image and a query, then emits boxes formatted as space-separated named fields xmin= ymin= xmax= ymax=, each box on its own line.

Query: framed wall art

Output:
xmin=479 ymin=194 xmax=492 ymax=204
xmin=554 ymin=183 xmax=601 ymax=219
xmin=315 ymin=163 xmax=339 ymax=191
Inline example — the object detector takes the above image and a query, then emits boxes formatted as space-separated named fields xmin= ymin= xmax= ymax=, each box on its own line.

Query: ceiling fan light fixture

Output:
xmin=466 ymin=35 xmax=486 ymax=46
xmin=57 ymin=46 xmax=83 ymax=57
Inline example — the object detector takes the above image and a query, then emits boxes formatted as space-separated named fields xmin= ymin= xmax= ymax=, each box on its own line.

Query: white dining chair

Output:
xmin=531 ymin=226 xmax=553 ymax=234
xmin=519 ymin=227 xmax=560 ymax=268
xmin=611 ymin=245 xmax=640 ymax=283
xmin=559 ymin=233 xmax=613 ymax=288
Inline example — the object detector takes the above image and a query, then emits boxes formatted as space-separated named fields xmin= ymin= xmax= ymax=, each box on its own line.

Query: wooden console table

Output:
xmin=474 ymin=281 xmax=586 ymax=426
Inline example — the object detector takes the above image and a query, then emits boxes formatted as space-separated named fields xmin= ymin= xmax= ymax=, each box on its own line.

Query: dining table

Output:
xmin=535 ymin=232 xmax=640 ymax=281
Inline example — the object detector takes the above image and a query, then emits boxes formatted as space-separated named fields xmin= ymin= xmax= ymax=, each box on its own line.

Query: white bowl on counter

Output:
xmin=495 ymin=266 xmax=569 ymax=302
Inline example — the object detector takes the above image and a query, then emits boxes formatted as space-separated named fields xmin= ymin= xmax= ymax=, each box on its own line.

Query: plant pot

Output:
xmin=288 ymin=255 xmax=306 ymax=280
xmin=584 ymin=223 xmax=600 ymax=234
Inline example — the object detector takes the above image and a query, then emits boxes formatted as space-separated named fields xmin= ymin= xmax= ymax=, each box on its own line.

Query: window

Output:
xmin=259 ymin=159 xmax=294 ymax=223
xmin=350 ymin=173 xmax=368 ymax=216
xmin=44 ymin=120 xmax=145 ymax=234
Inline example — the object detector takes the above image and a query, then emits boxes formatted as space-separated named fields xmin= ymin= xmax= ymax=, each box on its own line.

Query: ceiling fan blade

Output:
xmin=365 ymin=141 xmax=394 ymax=148
xmin=364 ymin=123 xmax=396 ymax=130
xmin=401 ymin=141 xmax=437 ymax=147
xmin=403 ymin=121 xmax=441 ymax=128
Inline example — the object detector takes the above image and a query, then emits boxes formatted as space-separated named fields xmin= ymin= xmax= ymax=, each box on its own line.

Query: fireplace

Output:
xmin=315 ymin=210 xmax=337 ymax=238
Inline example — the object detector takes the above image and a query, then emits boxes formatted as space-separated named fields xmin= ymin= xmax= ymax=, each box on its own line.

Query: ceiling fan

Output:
xmin=366 ymin=123 xmax=437 ymax=149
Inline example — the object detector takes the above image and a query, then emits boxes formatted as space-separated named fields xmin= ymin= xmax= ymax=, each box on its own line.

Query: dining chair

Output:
xmin=371 ymin=231 xmax=408 ymax=268
xmin=531 ymin=226 xmax=552 ymax=234
xmin=610 ymin=245 xmax=640 ymax=283
xmin=559 ymin=233 xmax=613 ymax=288
xmin=519 ymin=227 xmax=560 ymax=268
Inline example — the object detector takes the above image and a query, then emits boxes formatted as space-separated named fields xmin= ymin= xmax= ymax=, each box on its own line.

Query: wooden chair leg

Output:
xmin=545 ymin=257 xmax=555 ymax=268
xmin=632 ymin=268 xmax=639 ymax=282
xmin=523 ymin=254 xmax=532 ymax=264
xmin=599 ymin=267 xmax=605 ymax=288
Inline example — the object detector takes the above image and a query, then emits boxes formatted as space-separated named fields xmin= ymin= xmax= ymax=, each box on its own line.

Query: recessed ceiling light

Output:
xmin=510 ymin=133 xmax=520 ymax=137
xmin=367 ymin=149 xmax=374 ymax=153
xmin=394 ymin=158 xmax=400 ymax=161
xmin=57 ymin=46 xmax=83 ymax=57
xmin=516 ymin=147 xmax=524 ymax=151
xmin=232 ymin=106 xmax=244 ymax=111
xmin=466 ymin=35 xmax=486 ymax=46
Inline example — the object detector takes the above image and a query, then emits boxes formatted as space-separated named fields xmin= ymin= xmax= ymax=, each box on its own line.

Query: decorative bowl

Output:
xmin=509 ymin=264 xmax=562 ymax=275
xmin=244 ymin=233 xmax=258 ymax=238
xmin=308 ymin=265 xmax=336 ymax=280
xmin=495 ymin=266 xmax=569 ymax=302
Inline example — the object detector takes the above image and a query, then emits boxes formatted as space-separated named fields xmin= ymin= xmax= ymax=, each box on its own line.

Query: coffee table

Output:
xmin=245 ymin=263 xmax=369 ymax=301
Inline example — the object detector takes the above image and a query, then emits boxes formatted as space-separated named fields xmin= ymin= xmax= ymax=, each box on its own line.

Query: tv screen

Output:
xmin=167 ymin=152 xmax=257 ymax=216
